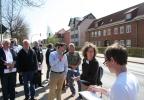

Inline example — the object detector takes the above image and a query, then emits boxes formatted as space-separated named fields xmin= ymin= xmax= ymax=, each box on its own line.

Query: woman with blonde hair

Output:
xmin=73 ymin=42 xmax=99 ymax=100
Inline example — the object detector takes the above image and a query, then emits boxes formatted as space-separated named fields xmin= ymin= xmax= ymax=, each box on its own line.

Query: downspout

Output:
xmin=135 ymin=20 xmax=138 ymax=47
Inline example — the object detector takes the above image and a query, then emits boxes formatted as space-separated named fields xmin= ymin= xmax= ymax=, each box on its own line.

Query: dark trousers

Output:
xmin=1 ymin=72 xmax=16 ymax=100
xmin=19 ymin=74 xmax=23 ymax=83
xmin=46 ymin=64 xmax=51 ymax=79
xmin=36 ymin=70 xmax=42 ymax=86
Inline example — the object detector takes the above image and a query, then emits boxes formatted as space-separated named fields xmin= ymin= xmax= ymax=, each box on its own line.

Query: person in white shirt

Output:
xmin=48 ymin=43 xmax=68 ymax=100
xmin=88 ymin=43 xmax=139 ymax=100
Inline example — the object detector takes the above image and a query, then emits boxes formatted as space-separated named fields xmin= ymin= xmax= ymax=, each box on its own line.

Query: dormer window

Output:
xmin=95 ymin=23 xmax=98 ymax=27
xmin=101 ymin=22 xmax=104 ymax=25
xmin=110 ymin=19 xmax=113 ymax=22
xmin=126 ymin=13 xmax=131 ymax=19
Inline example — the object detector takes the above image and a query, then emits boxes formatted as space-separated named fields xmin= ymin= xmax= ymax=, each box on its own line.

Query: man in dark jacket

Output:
xmin=0 ymin=39 xmax=17 ymax=100
xmin=17 ymin=39 xmax=38 ymax=100
xmin=33 ymin=41 xmax=44 ymax=87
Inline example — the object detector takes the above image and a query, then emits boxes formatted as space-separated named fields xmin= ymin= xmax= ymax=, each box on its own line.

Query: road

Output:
xmin=43 ymin=49 xmax=144 ymax=100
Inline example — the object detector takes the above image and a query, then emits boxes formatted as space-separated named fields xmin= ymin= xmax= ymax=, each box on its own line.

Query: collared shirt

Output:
xmin=13 ymin=45 xmax=22 ymax=53
xmin=3 ymin=48 xmax=13 ymax=68
xmin=49 ymin=50 xmax=68 ymax=77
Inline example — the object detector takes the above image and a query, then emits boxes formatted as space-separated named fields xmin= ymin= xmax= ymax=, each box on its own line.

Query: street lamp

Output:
xmin=31 ymin=33 xmax=41 ymax=44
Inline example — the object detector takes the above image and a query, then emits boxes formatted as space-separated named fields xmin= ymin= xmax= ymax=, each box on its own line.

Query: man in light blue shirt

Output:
xmin=48 ymin=43 xmax=68 ymax=100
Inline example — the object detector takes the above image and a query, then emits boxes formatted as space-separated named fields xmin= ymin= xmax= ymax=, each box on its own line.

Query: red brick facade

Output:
xmin=86 ymin=2 xmax=144 ymax=47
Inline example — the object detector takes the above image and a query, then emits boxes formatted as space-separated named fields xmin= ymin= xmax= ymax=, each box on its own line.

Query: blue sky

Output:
xmin=22 ymin=0 xmax=144 ymax=42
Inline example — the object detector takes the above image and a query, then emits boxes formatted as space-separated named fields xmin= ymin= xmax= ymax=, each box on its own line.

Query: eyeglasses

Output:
xmin=103 ymin=60 xmax=108 ymax=66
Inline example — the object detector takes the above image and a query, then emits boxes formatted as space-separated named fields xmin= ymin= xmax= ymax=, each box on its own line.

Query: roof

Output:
xmin=68 ymin=13 xmax=96 ymax=26
xmin=88 ymin=2 xmax=144 ymax=29
xmin=56 ymin=28 xmax=66 ymax=35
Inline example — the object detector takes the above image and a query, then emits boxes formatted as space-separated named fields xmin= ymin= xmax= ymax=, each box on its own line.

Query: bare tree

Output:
xmin=12 ymin=15 xmax=29 ymax=45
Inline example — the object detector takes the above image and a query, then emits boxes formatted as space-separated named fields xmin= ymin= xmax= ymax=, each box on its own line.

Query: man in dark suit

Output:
xmin=17 ymin=39 xmax=38 ymax=100
xmin=0 ymin=39 xmax=17 ymax=100
xmin=33 ymin=41 xmax=44 ymax=87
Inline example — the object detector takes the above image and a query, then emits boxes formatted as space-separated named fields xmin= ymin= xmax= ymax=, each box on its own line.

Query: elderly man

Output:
xmin=33 ymin=41 xmax=44 ymax=87
xmin=66 ymin=43 xmax=82 ymax=98
xmin=0 ymin=39 xmax=17 ymax=100
xmin=48 ymin=43 xmax=68 ymax=100
xmin=17 ymin=39 xmax=38 ymax=100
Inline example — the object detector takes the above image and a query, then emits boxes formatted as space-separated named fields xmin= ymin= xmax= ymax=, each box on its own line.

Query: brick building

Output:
xmin=55 ymin=28 xmax=70 ymax=45
xmin=86 ymin=2 xmax=144 ymax=47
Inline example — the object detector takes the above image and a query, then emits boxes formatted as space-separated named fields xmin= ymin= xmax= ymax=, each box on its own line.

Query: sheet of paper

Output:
xmin=80 ymin=80 xmax=90 ymax=83
xmin=38 ymin=65 xmax=42 ymax=70
xmin=79 ymin=91 xmax=102 ymax=100
xmin=68 ymin=68 xmax=77 ymax=72
xmin=4 ymin=68 xmax=17 ymax=74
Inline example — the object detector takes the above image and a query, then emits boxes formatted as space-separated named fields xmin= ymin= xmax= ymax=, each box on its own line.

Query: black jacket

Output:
xmin=33 ymin=47 xmax=43 ymax=64
xmin=0 ymin=48 xmax=17 ymax=76
xmin=16 ymin=48 xmax=38 ymax=72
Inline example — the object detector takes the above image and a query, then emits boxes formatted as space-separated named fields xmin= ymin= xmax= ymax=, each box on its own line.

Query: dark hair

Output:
xmin=55 ymin=42 xmax=60 ymax=47
xmin=58 ymin=43 xmax=66 ymax=49
xmin=48 ymin=43 xmax=53 ymax=48
xmin=104 ymin=43 xmax=128 ymax=65
xmin=81 ymin=42 xmax=98 ymax=58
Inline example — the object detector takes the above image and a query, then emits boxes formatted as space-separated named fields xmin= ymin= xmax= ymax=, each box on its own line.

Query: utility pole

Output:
xmin=0 ymin=0 xmax=2 ymax=41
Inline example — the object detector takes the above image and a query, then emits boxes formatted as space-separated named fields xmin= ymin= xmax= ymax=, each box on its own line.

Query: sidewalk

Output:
xmin=96 ymin=53 xmax=144 ymax=64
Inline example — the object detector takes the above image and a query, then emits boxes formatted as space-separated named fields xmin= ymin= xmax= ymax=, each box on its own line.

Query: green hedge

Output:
xmin=75 ymin=46 xmax=144 ymax=58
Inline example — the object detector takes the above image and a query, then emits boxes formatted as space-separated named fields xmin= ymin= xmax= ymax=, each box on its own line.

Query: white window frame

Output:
xmin=114 ymin=40 xmax=118 ymax=43
xmin=126 ymin=13 xmax=131 ymax=19
xmin=108 ymin=29 xmax=111 ymax=35
xmin=120 ymin=26 xmax=124 ymax=34
xmin=95 ymin=31 xmax=97 ymax=37
xmin=95 ymin=41 xmax=97 ymax=46
xmin=98 ymin=41 xmax=101 ymax=47
xmin=103 ymin=30 xmax=106 ymax=36
xmin=98 ymin=31 xmax=101 ymax=37
xmin=95 ymin=23 xmax=98 ymax=27
xmin=126 ymin=40 xmax=131 ymax=47
xmin=126 ymin=25 xmax=131 ymax=33
xmin=120 ymin=40 xmax=124 ymax=46
xmin=91 ymin=32 xmax=94 ymax=37
xmin=114 ymin=28 xmax=118 ymax=34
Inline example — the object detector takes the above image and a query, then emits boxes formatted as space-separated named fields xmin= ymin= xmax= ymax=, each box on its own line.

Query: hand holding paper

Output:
xmin=72 ymin=76 xmax=80 ymax=81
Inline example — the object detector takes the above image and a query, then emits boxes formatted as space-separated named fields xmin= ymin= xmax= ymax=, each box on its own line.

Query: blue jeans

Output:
xmin=22 ymin=71 xmax=35 ymax=99
xmin=67 ymin=68 xmax=81 ymax=94
xmin=1 ymin=72 xmax=16 ymax=100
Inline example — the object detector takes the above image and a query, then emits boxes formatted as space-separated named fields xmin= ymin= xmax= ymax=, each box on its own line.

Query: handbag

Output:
xmin=32 ymin=72 xmax=41 ymax=84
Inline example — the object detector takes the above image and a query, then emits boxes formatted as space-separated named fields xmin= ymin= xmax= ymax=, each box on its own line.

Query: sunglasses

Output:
xmin=103 ymin=60 xmax=108 ymax=66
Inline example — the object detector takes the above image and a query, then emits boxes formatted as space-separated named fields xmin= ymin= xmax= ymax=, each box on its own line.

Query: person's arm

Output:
xmin=33 ymin=50 xmax=38 ymax=70
xmin=80 ymin=61 xmax=99 ymax=81
xmin=64 ymin=55 xmax=68 ymax=77
xmin=16 ymin=51 xmax=21 ymax=72
xmin=88 ymin=86 xmax=109 ymax=97
xmin=49 ymin=52 xmax=59 ymax=67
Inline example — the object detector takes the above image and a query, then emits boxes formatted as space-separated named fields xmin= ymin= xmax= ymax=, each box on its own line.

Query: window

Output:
xmin=71 ymin=28 xmax=74 ymax=31
xmin=114 ymin=28 xmax=118 ymax=34
xmin=95 ymin=32 xmax=97 ymax=37
xmin=126 ymin=13 xmax=131 ymax=19
xmin=98 ymin=41 xmax=101 ymax=47
xmin=114 ymin=40 xmax=118 ymax=43
xmin=95 ymin=23 xmax=98 ymax=27
xmin=110 ymin=19 xmax=113 ymax=22
xmin=91 ymin=32 xmax=95 ymax=37
xmin=75 ymin=42 xmax=78 ymax=46
xmin=95 ymin=41 xmax=97 ymax=46
xmin=103 ymin=30 xmax=106 ymax=36
xmin=120 ymin=40 xmax=124 ymax=46
xmin=75 ymin=34 xmax=78 ymax=38
xmin=98 ymin=31 xmax=101 ymax=37
xmin=71 ymin=35 xmax=74 ymax=39
xmin=120 ymin=26 xmax=124 ymax=34
xmin=75 ymin=27 xmax=78 ymax=30
xmin=108 ymin=29 xmax=111 ymax=35
xmin=126 ymin=40 xmax=131 ymax=47
xmin=126 ymin=25 xmax=131 ymax=33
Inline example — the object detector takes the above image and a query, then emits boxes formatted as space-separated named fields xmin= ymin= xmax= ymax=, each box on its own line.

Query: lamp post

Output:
xmin=31 ymin=33 xmax=41 ymax=44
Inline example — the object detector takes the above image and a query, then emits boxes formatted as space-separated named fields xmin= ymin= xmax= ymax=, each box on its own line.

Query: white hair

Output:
xmin=68 ymin=43 xmax=75 ymax=48
xmin=13 ymin=38 xmax=17 ymax=43
xmin=23 ymin=39 xmax=30 ymax=44
xmin=33 ymin=41 xmax=39 ymax=45
xmin=2 ymin=39 xmax=10 ymax=44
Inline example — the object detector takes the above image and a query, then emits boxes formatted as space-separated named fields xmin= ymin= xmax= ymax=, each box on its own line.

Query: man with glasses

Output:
xmin=88 ymin=43 xmax=139 ymax=100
